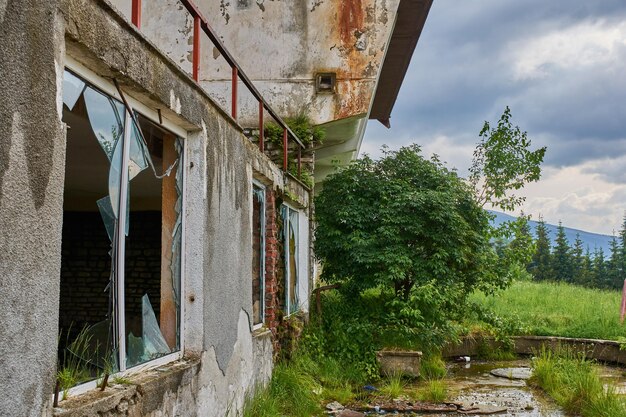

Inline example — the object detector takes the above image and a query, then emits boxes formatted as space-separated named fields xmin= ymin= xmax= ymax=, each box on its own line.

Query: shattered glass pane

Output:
xmin=252 ymin=185 xmax=265 ymax=325
xmin=62 ymin=70 xmax=85 ymax=111
xmin=171 ymin=139 xmax=183 ymax=308
xmin=83 ymin=87 xmax=125 ymax=161
xmin=126 ymin=294 xmax=171 ymax=368
xmin=128 ymin=121 xmax=149 ymax=180
xmin=108 ymin=137 xmax=123 ymax=219
xmin=288 ymin=209 xmax=299 ymax=314
xmin=66 ymin=320 xmax=118 ymax=372
xmin=96 ymin=196 xmax=116 ymax=242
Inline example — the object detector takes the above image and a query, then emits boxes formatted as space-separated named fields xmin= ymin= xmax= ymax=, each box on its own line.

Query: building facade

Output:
xmin=0 ymin=1 xmax=431 ymax=416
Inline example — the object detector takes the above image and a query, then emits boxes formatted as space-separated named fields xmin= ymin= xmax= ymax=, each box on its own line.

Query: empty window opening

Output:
xmin=252 ymin=183 xmax=266 ymax=326
xmin=58 ymin=69 xmax=183 ymax=390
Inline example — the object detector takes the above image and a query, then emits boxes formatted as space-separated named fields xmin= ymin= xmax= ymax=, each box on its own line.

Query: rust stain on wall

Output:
xmin=339 ymin=0 xmax=364 ymax=44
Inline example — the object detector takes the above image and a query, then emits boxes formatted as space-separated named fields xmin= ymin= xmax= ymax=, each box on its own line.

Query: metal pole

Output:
xmin=192 ymin=16 xmax=200 ymax=81
xmin=283 ymin=129 xmax=288 ymax=171
xmin=232 ymin=67 xmax=238 ymax=120
xmin=131 ymin=0 xmax=141 ymax=28
xmin=259 ymin=103 xmax=264 ymax=152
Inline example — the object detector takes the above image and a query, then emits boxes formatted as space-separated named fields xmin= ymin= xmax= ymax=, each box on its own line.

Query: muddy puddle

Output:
xmin=359 ymin=359 xmax=626 ymax=416
xmin=441 ymin=359 xmax=563 ymax=416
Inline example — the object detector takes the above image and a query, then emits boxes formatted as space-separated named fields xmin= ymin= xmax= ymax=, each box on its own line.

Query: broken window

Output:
xmin=281 ymin=204 xmax=299 ymax=315
xmin=252 ymin=183 xmax=266 ymax=326
xmin=58 ymin=69 xmax=183 ymax=389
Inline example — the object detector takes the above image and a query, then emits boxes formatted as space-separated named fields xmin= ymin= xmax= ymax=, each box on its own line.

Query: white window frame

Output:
xmin=282 ymin=203 xmax=299 ymax=316
xmin=57 ymin=58 xmax=188 ymax=399
xmin=252 ymin=180 xmax=266 ymax=329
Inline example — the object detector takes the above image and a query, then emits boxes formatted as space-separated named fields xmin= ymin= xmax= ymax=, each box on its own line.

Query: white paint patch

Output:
xmin=510 ymin=19 xmax=626 ymax=80
xmin=0 ymin=0 xmax=7 ymax=24
xmin=55 ymin=59 xmax=64 ymax=123
xmin=169 ymin=89 xmax=182 ymax=114
xmin=201 ymin=120 xmax=208 ymax=200
xmin=194 ymin=310 xmax=270 ymax=417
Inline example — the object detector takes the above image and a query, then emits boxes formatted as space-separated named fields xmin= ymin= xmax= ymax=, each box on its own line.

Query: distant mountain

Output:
xmin=489 ymin=211 xmax=614 ymax=255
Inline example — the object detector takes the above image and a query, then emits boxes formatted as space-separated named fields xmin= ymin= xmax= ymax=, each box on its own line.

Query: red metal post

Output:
xmin=298 ymin=146 xmax=302 ymax=177
xmin=192 ymin=16 xmax=201 ymax=81
xmin=232 ymin=67 xmax=238 ymax=120
xmin=131 ymin=0 xmax=142 ymax=28
xmin=259 ymin=102 xmax=264 ymax=152
xmin=283 ymin=129 xmax=288 ymax=171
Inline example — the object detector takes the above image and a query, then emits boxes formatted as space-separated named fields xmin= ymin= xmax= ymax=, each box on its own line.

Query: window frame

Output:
xmin=282 ymin=203 xmax=299 ymax=316
xmin=251 ymin=180 xmax=266 ymax=329
xmin=59 ymin=58 xmax=188 ymax=398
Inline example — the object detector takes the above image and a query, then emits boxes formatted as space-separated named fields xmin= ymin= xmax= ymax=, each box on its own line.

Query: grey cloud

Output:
xmin=364 ymin=0 xmax=626 ymax=173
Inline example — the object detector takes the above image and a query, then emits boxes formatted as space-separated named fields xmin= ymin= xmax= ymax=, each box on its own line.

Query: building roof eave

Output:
xmin=368 ymin=0 xmax=434 ymax=127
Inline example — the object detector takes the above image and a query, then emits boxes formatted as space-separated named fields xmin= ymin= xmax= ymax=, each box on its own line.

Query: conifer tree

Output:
xmin=593 ymin=247 xmax=607 ymax=289
xmin=608 ymin=235 xmax=621 ymax=289
xmin=572 ymin=233 xmax=585 ymax=285
xmin=580 ymin=248 xmax=594 ymax=287
xmin=618 ymin=214 xmax=626 ymax=285
xmin=530 ymin=217 xmax=551 ymax=281
xmin=551 ymin=221 xmax=573 ymax=282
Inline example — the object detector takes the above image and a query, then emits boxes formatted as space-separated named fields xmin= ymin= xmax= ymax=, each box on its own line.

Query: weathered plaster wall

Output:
xmin=133 ymin=0 xmax=400 ymax=126
xmin=0 ymin=1 xmax=66 ymax=416
xmin=1 ymin=0 xmax=311 ymax=415
xmin=54 ymin=313 xmax=273 ymax=417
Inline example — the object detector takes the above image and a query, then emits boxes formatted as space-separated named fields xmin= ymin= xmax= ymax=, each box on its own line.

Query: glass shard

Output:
xmin=288 ymin=209 xmax=299 ymax=314
xmin=128 ymin=121 xmax=149 ymax=180
xmin=62 ymin=70 xmax=86 ymax=111
xmin=96 ymin=196 xmax=116 ymax=242
xmin=84 ymin=87 xmax=125 ymax=161
xmin=126 ymin=295 xmax=171 ymax=367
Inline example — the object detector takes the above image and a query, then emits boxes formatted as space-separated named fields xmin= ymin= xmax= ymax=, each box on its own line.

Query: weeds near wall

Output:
xmin=530 ymin=346 xmax=626 ymax=417
xmin=57 ymin=325 xmax=94 ymax=399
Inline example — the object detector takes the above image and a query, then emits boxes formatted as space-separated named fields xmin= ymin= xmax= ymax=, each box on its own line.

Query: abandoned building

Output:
xmin=0 ymin=0 xmax=432 ymax=416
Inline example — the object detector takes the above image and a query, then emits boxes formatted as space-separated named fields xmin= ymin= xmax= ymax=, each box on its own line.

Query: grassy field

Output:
xmin=470 ymin=280 xmax=626 ymax=340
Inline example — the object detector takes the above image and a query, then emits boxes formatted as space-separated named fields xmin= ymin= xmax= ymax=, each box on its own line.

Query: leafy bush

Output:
xmin=263 ymin=114 xmax=325 ymax=147
xmin=316 ymin=145 xmax=496 ymax=300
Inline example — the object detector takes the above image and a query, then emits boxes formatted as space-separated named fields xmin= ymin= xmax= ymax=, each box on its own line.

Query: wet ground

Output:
xmin=360 ymin=359 xmax=626 ymax=416
xmin=443 ymin=359 xmax=564 ymax=416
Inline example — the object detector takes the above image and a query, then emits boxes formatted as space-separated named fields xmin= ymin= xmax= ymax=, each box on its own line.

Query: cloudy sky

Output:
xmin=362 ymin=0 xmax=626 ymax=235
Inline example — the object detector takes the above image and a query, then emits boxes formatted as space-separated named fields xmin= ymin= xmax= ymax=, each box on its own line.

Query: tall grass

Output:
xmin=243 ymin=352 xmax=366 ymax=417
xmin=470 ymin=281 xmax=626 ymax=340
xmin=418 ymin=379 xmax=447 ymax=403
xmin=530 ymin=347 xmax=626 ymax=417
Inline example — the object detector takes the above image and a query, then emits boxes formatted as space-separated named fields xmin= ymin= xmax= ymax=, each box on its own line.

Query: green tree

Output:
xmin=592 ymin=248 xmax=607 ymax=289
xmin=607 ymin=236 xmax=621 ymax=290
xmin=529 ymin=217 xmax=552 ymax=281
xmin=469 ymin=106 xmax=547 ymax=212
xmin=579 ymin=248 xmax=594 ymax=287
xmin=618 ymin=214 xmax=626 ymax=284
xmin=314 ymin=145 xmax=496 ymax=301
xmin=571 ymin=233 xmax=585 ymax=285
xmin=551 ymin=222 xmax=573 ymax=282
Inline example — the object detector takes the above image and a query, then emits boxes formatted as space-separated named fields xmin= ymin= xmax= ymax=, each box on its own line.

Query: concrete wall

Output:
xmin=0 ymin=1 xmax=66 ymax=416
xmin=115 ymin=0 xmax=402 ymax=184
xmin=0 ymin=0 xmax=312 ymax=415
xmin=109 ymin=0 xmax=400 ymax=127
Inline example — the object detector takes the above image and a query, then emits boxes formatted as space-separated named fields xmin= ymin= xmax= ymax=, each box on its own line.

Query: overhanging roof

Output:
xmin=369 ymin=0 xmax=433 ymax=128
